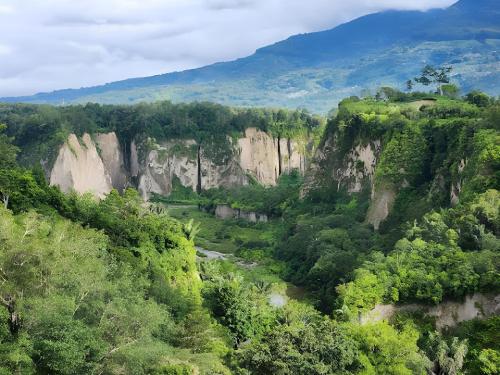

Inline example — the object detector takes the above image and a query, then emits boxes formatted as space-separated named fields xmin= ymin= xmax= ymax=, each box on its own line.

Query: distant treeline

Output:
xmin=0 ymin=101 xmax=323 ymax=166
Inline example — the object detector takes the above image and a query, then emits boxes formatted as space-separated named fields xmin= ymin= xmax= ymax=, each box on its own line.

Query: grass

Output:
xmin=166 ymin=205 xmax=281 ymax=255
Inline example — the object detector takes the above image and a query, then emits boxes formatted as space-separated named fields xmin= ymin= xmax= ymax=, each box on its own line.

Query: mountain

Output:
xmin=2 ymin=0 xmax=499 ymax=113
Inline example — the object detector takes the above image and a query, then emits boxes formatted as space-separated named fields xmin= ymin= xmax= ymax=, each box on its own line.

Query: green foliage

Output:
xmin=376 ymin=124 xmax=428 ymax=186
xmin=238 ymin=303 xmax=360 ymax=374
xmin=0 ymin=124 xmax=19 ymax=169
xmin=441 ymin=84 xmax=460 ymax=99
xmin=0 ymin=201 xmax=231 ymax=374
xmin=0 ymin=132 xmax=231 ymax=372
xmin=202 ymin=272 xmax=275 ymax=346
xmin=421 ymin=332 xmax=468 ymax=375
xmin=450 ymin=316 xmax=500 ymax=375
xmin=414 ymin=65 xmax=453 ymax=95
xmin=1 ymin=91 xmax=498 ymax=374
xmin=151 ymin=363 xmax=193 ymax=375
xmin=0 ymin=101 xmax=322 ymax=170
xmin=202 ymin=170 xmax=304 ymax=215
xmin=288 ymin=95 xmax=499 ymax=316
xmin=351 ymin=322 xmax=429 ymax=374
xmin=337 ymin=191 xmax=500 ymax=312
xmin=465 ymin=91 xmax=492 ymax=108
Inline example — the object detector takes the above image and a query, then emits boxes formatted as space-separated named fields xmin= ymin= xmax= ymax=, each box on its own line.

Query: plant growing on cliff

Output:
xmin=375 ymin=124 xmax=428 ymax=187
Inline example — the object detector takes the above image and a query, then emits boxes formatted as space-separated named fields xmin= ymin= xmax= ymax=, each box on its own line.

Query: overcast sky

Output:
xmin=0 ymin=0 xmax=456 ymax=97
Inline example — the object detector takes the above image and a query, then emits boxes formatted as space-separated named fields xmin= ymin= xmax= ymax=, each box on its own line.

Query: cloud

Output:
xmin=205 ymin=0 xmax=255 ymax=10
xmin=0 ymin=0 xmax=456 ymax=96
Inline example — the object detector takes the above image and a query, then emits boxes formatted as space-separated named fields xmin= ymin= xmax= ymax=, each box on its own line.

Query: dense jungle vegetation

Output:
xmin=0 ymin=88 xmax=499 ymax=374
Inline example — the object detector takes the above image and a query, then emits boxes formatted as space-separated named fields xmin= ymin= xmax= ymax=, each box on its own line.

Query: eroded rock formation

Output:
xmin=50 ymin=134 xmax=113 ymax=198
xmin=361 ymin=293 xmax=500 ymax=330
xmin=49 ymin=128 xmax=309 ymax=200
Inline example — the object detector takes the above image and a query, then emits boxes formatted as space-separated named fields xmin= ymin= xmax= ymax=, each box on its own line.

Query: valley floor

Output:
xmin=165 ymin=204 xmax=309 ymax=307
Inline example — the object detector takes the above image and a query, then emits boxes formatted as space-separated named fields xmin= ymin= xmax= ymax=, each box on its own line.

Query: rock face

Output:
xmin=214 ymin=204 xmax=268 ymax=223
xmin=451 ymin=159 xmax=467 ymax=206
xmin=238 ymin=128 xmax=280 ymax=185
xmin=303 ymin=136 xmax=387 ymax=227
xmin=200 ymin=146 xmax=248 ymax=191
xmin=95 ymin=132 xmax=128 ymax=192
xmin=335 ymin=141 xmax=380 ymax=193
xmin=303 ymin=138 xmax=381 ymax=195
xmin=137 ymin=140 xmax=199 ymax=200
xmin=366 ymin=186 xmax=396 ymax=230
xmin=361 ymin=293 xmax=500 ymax=330
xmin=50 ymin=134 xmax=113 ymax=198
xmin=49 ymin=128 xmax=309 ymax=200
xmin=135 ymin=127 xmax=308 ymax=199
xmin=237 ymin=127 xmax=307 ymax=185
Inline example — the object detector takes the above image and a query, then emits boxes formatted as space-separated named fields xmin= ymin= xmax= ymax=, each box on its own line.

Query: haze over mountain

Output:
xmin=3 ymin=0 xmax=499 ymax=113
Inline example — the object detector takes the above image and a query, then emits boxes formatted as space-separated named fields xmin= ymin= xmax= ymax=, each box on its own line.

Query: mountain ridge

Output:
xmin=2 ymin=0 xmax=499 ymax=113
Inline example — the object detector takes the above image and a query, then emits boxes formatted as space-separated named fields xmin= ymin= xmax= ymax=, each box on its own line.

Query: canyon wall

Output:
xmin=304 ymin=138 xmax=381 ymax=195
xmin=303 ymin=136 xmax=389 ymax=228
xmin=49 ymin=128 xmax=309 ymax=200
xmin=50 ymin=133 xmax=115 ymax=199
xmin=361 ymin=293 xmax=500 ymax=330
xmin=305 ymin=128 xmax=471 ymax=230
xmin=95 ymin=132 xmax=128 ymax=192
xmin=214 ymin=204 xmax=269 ymax=223
xmin=135 ymin=127 xmax=308 ymax=199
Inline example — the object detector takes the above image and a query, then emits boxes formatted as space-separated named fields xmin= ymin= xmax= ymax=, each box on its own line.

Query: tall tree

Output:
xmin=414 ymin=65 xmax=453 ymax=95
xmin=406 ymin=80 xmax=414 ymax=92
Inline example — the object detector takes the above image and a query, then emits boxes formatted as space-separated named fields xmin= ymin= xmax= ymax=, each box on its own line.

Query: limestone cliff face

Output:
xmin=135 ymin=127 xmax=308 ymax=200
xmin=303 ymin=135 xmax=386 ymax=227
xmin=336 ymin=142 xmax=380 ymax=193
xmin=361 ymin=293 xmax=500 ymax=330
xmin=305 ymin=126 xmax=474 ymax=230
xmin=304 ymin=137 xmax=381 ymax=195
xmin=95 ymin=132 xmax=128 ymax=192
xmin=49 ymin=128 xmax=310 ymax=200
xmin=137 ymin=140 xmax=199 ymax=200
xmin=451 ymin=159 xmax=467 ymax=206
xmin=238 ymin=128 xmax=280 ymax=185
xmin=237 ymin=127 xmax=307 ymax=184
xmin=366 ymin=186 xmax=397 ymax=230
xmin=50 ymin=134 xmax=114 ymax=198
xmin=214 ymin=204 xmax=268 ymax=223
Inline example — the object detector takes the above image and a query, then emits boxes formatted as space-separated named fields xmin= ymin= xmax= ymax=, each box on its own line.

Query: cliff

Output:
xmin=49 ymin=128 xmax=309 ymax=200
xmin=50 ymin=134 xmax=114 ymax=199
xmin=304 ymin=134 xmax=389 ymax=228
xmin=361 ymin=293 xmax=500 ymax=331
xmin=302 ymin=98 xmax=491 ymax=231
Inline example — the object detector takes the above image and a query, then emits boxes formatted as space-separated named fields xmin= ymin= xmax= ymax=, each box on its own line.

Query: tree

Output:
xmin=238 ymin=303 xmax=360 ymax=374
xmin=478 ymin=349 xmax=500 ymax=375
xmin=0 ymin=169 xmax=44 ymax=210
xmin=414 ymin=65 xmax=453 ymax=96
xmin=0 ymin=124 xmax=19 ymax=170
xmin=423 ymin=332 xmax=468 ymax=375
xmin=406 ymin=80 xmax=414 ymax=93
xmin=465 ymin=91 xmax=491 ymax=107
xmin=442 ymin=84 xmax=460 ymax=99
xmin=353 ymin=322 xmax=430 ymax=374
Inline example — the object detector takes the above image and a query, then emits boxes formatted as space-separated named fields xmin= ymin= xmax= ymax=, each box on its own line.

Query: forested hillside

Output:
xmin=0 ymin=89 xmax=499 ymax=374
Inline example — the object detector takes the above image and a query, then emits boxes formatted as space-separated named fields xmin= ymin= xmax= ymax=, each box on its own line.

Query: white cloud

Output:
xmin=0 ymin=0 xmax=456 ymax=96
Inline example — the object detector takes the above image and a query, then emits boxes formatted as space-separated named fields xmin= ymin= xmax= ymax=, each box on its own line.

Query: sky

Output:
xmin=0 ymin=0 xmax=456 ymax=97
